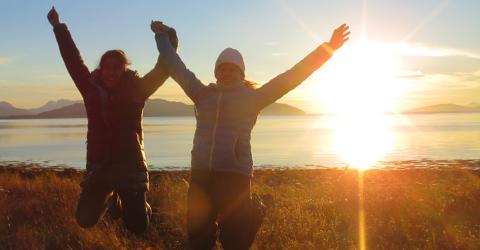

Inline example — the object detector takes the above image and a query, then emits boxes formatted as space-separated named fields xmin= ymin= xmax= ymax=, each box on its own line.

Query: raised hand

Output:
xmin=150 ymin=20 xmax=171 ymax=34
xmin=47 ymin=6 xmax=60 ymax=26
xmin=328 ymin=24 xmax=350 ymax=51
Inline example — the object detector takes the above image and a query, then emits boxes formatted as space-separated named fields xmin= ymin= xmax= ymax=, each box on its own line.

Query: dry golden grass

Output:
xmin=0 ymin=164 xmax=479 ymax=249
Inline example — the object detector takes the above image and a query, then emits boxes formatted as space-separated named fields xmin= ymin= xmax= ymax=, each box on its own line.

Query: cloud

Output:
xmin=264 ymin=41 xmax=279 ymax=47
xmin=0 ymin=57 xmax=13 ymax=65
xmin=271 ymin=52 xmax=289 ymax=56
xmin=471 ymin=70 xmax=480 ymax=77
xmin=352 ymin=41 xmax=480 ymax=60
xmin=400 ymin=70 xmax=425 ymax=79
xmin=395 ymin=68 xmax=480 ymax=108
xmin=402 ymin=68 xmax=480 ymax=92
xmin=391 ymin=43 xmax=480 ymax=59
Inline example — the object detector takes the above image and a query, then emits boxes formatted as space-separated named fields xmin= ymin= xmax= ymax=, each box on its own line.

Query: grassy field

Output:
xmin=1 ymin=162 xmax=480 ymax=249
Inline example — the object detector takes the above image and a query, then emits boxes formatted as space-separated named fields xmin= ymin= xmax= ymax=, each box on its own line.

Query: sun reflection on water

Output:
xmin=333 ymin=113 xmax=394 ymax=170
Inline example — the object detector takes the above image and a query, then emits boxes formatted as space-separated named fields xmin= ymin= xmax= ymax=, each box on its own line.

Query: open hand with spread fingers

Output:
xmin=328 ymin=24 xmax=350 ymax=51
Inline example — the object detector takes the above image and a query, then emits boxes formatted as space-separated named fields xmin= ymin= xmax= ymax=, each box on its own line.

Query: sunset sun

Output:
xmin=313 ymin=40 xmax=408 ymax=169
xmin=317 ymin=40 xmax=407 ymax=114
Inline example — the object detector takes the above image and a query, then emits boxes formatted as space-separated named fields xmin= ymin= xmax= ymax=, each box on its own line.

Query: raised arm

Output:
xmin=48 ymin=7 xmax=91 ymax=97
xmin=152 ymin=21 xmax=206 ymax=103
xmin=255 ymin=24 xmax=350 ymax=110
xmin=135 ymin=23 xmax=180 ymax=100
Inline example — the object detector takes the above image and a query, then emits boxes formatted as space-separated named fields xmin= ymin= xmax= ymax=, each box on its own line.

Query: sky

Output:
xmin=1 ymin=0 xmax=479 ymax=113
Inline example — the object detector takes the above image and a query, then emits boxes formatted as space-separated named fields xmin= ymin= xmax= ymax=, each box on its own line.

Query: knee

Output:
xmin=123 ymin=203 xmax=149 ymax=234
xmin=75 ymin=209 xmax=100 ymax=229
xmin=75 ymin=192 xmax=107 ymax=229
xmin=124 ymin=216 xmax=149 ymax=234
xmin=120 ymin=193 xmax=150 ymax=234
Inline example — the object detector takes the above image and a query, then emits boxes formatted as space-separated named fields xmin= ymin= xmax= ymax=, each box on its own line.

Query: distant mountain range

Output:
xmin=0 ymin=101 xmax=31 ymax=117
xmin=403 ymin=104 xmax=480 ymax=114
xmin=30 ymin=99 xmax=82 ymax=114
xmin=0 ymin=99 xmax=306 ymax=118
xmin=2 ymin=100 xmax=480 ymax=119
xmin=0 ymin=99 xmax=80 ymax=117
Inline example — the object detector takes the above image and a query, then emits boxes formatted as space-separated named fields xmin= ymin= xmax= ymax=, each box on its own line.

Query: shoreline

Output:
xmin=2 ymin=159 xmax=480 ymax=172
xmin=3 ymin=111 xmax=480 ymax=120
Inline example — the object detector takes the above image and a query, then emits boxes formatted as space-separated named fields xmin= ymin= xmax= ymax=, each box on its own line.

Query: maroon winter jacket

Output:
xmin=52 ymin=23 xmax=177 ymax=188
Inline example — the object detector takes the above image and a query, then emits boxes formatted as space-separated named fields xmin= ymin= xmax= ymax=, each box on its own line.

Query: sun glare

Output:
xmin=315 ymin=40 xmax=407 ymax=114
xmin=312 ymin=40 xmax=407 ymax=169
xmin=333 ymin=113 xmax=394 ymax=170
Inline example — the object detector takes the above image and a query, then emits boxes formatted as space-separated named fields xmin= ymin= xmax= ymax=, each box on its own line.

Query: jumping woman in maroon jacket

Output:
xmin=47 ymin=7 xmax=178 ymax=234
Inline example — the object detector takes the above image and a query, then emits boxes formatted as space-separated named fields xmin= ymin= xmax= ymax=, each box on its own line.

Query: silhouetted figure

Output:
xmin=47 ymin=7 xmax=178 ymax=234
xmin=152 ymin=21 xmax=350 ymax=249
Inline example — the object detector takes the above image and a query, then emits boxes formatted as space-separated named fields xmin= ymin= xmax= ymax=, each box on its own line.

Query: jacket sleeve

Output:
xmin=155 ymin=32 xmax=206 ymax=103
xmin=134 ymin=57 xmax=169 ymax=101
xmin=52 ymin=23 xmax=92 ymax=97
xmin=136 ymin=29 xmax=179 ymax=100
xmin=254 ymin=43 xmax=334 ymax=110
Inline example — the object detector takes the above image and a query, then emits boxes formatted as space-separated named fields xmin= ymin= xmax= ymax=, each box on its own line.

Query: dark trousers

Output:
xmin=187 ymin=170 xmax=262 ymax=250
xmin=75 ymin=173 xmax=150 ymax=234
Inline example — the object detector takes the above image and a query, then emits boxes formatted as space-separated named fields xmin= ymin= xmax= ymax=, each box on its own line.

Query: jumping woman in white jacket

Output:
xmin=152 ymin=21 xmax=349 ymax=249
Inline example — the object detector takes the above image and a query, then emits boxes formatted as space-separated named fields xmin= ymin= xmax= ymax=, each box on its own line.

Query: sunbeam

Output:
xmin=402 ymin=0 xmax=451 ymax=42
xmin=358 ymin=170 xmax=366 ymax=250
xmin=273 ymin=0 xmax=323 ymax=43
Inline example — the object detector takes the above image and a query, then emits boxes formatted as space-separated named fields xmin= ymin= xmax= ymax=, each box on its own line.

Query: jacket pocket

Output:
xmin=191 ymin=134 xmax=210 ymax=168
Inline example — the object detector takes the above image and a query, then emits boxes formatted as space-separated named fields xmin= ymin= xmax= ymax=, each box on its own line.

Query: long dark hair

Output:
xmin=98 ymin=49 xmax=130 ymax=69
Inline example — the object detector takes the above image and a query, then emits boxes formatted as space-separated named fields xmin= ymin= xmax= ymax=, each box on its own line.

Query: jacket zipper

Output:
xmin=208 ymin=92 xmax=223 ymax=170
xmin=232 ymin=135 xmax=239 ymax=165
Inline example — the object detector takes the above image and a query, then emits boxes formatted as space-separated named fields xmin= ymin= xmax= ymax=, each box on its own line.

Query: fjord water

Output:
xmin=0 ymin=113 xmax=479 ymax=170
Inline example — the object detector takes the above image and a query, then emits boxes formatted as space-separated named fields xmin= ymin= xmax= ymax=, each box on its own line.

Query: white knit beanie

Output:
xmin=215 ymin=48 xmax=245 ymax=76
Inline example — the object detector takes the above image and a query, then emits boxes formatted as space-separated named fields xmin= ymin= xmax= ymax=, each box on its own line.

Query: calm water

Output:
xmin=1 ymin=114 xmax=480 ymax=170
